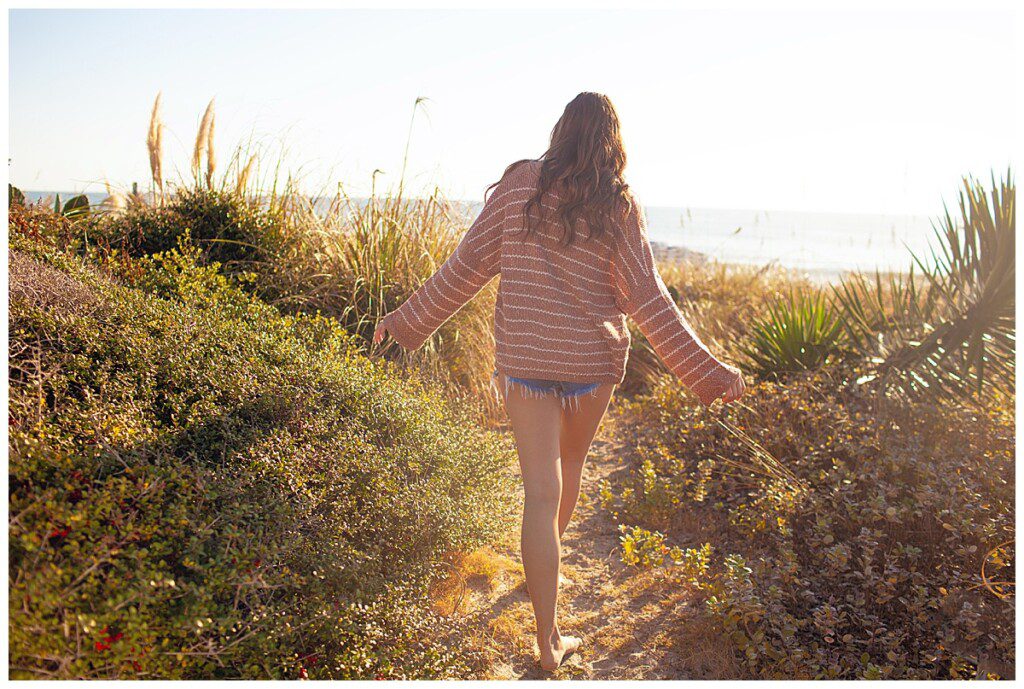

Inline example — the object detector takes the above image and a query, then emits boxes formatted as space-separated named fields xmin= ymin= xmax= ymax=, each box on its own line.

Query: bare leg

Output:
xmin=500 ymin=376 xmax=582 ymax=671
xmin=557 ymin=385 xmax=615 ymax=537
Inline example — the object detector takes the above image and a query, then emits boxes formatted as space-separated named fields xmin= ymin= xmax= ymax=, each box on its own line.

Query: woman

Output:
xmin=373 ymin=92 xmax=746 ymax=672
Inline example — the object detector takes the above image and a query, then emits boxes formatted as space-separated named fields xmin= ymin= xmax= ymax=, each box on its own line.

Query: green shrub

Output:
xmin=617 ymin=524 xmax=713 ymax=580
xmin=740 ymin=288 xmax=845 ymax=378
xmin=618 ymin=524 xmax=671 ymax=568
xmin=92 ymin=187 xmax=288 ymax=276
xmin=667 ymin=542 xmax=713 ymax=581
xmin=8 ymin=229 xmax=517 ymax=679
xmin=606 ymin=375 xmax=1014 ymax=679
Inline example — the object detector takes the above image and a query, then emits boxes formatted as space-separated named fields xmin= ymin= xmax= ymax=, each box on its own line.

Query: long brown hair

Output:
xmin=489 ymin=92 xmax=633 ymax=246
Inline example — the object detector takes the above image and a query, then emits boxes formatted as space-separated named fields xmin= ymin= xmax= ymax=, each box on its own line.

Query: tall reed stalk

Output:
xmin=398 ymin=96 xmax=429 ymax=200
xmin=192 ymin=99 xmax=216 ymax=188
xmin=146 ymin=92 xmax=164 ymax=203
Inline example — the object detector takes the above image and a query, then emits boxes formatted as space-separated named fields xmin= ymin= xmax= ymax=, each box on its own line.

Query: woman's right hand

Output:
xmin=372 ymin=313 xmax=395 ymax=349
xmin=720 ymin=367 xmax=746 ymax=404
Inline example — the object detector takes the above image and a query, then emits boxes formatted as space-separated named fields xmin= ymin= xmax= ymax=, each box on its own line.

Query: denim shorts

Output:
xmin=491 ymin=369 xmax=602 ymax=413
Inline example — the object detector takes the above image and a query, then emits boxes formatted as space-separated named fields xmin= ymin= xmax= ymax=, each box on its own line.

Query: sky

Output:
xmin=8 ymin=8 xmax=1016 ymax=214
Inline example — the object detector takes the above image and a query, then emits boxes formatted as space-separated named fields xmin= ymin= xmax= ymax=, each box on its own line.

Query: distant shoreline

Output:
xmin=15 ymin=189 xmax=913 ymax=284
xmin=649 ymin=240 xmax=904 ymax=285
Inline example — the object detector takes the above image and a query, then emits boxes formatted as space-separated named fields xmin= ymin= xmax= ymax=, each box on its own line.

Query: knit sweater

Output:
xmin=386 ymin=160 xmax=739 ymax=406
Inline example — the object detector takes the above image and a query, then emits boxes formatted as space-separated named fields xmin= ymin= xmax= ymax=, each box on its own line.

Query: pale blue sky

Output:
xmin=8 ymin=8 xmax=1015 ymax=213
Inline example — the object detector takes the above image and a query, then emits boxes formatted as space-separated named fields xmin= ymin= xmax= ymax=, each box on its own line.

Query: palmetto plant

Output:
xmin=832 ymin=266 xmax=939 ymax=353
xmin=740 ymin=288 xmax=845 ymax=377
xmin=839 ymin=172 xmax=1015 ymax=405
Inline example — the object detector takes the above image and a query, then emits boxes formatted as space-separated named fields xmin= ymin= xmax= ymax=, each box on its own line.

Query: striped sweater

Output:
xmin=386 ymin=160 xmax=740 ymax=406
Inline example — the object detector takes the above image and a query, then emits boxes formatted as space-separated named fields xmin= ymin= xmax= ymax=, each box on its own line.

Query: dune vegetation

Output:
xmin=602 ymin=173 xmax=1015 ymax=679
xmin=7 ymin=97 xmax=1015 ymax=679
xmin=8 ymin=203 xmax=516 ymax=678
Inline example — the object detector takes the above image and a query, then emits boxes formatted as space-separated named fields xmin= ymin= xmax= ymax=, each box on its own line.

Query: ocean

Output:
xmin=21 ymin=191 xmax=938 ymax=282
xmin=643 ymin=205 xmax=937 ymax=281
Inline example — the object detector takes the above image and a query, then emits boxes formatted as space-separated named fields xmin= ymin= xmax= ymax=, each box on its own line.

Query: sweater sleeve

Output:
xmin=611 ymin=193 xmax=739 ymax=406
xmin=386 ymin=183 xmax=505 ymax=351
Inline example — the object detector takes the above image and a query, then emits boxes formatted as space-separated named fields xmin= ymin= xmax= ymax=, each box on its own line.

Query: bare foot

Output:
xmin=538 ymin=632 xmax=582 ymax=672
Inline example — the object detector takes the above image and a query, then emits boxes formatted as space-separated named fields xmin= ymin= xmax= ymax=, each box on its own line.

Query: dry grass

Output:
xmin=146 ymin=92 xmax=163 ymax=199
xmin=205 ymin=105 xmax=216 ymax=188
xmin=656 ymin=256 xmax=815 ymax=357
xmin=429 ymin=546 xmax=524 ymax=617
xmin=657 ymin=608 xmax=751 ymax=679
xmin=256 ymin=184 xmax=503 ymax=420
xmin=128 ymin=94 xmax=506 ymax=419
xmin=192 ymin=98 xmax=215 ymax=187
xmin=8 ymin=250 xmax=102 ymax=315
xmin=235 ymin=154 xmax=256 ymax=196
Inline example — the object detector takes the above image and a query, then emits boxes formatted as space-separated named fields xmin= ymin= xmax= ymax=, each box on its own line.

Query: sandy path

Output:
xmin=447 ymin=414 xmax=727 ymax=680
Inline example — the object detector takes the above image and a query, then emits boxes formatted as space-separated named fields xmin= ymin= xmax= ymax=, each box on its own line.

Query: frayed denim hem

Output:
xmin=490 ymin=370 xmax=600 ymax=414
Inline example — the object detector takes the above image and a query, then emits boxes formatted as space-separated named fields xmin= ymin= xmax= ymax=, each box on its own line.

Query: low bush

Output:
xmin=605 ymin=374 xmax=1014 ymax=679
xmin=89 ymin=187 xmax=288 ymax=276
xmin=8 ymin=221 xmax=518 ymax=679
xmin=78 ymin=189 xmax=503 ymax=420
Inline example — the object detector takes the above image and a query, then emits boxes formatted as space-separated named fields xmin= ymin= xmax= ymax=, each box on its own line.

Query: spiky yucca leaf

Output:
xmin=839 ymin=169 xmax=1015 ymax=403
xmin=740 ymin=288 xmax=844 ymax=377
xmin=832 ymin=264 xmax=940 ymax=363
xmin=880 ymin=172 xmax=1014 ymax=403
